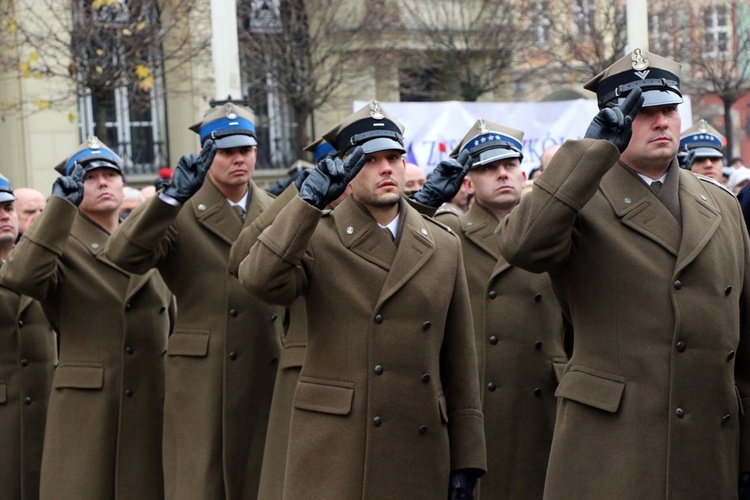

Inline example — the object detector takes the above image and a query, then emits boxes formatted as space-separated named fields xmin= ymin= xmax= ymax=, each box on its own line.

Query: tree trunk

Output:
xmin=92 ymin=89 xmax=110 ymax=143
xmin=724 ymin=96 xmax=735 ymax=160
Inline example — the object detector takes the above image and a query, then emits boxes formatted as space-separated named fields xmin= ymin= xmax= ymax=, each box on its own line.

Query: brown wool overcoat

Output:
xmin=105 ymin=179 xmax=282 ymax=500
xmin=240 ymin=194 xmax=487 ymax=500
xmin=437 ymin=203 xmax=568 ymax=500
xmin=0 ymin=267 xmax=56 ymax=500
xmin=1 ymin=196 xmax=174 ymax=499
xmin=498 ymin=139 xmax=750 ymax=499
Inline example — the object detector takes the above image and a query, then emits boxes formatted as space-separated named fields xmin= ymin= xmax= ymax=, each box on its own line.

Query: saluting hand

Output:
xmin=164 ymin=138 xmax=218 ymax=204
xmin=299 ymin=146 xmax=366 ymax=209
xmin=413 ymin=149 xmax=473 ymax=207
xmin=52 ymin=163 xmax=86 ymax=206
xmin=585 ymin=87 xmax=644 ymax=153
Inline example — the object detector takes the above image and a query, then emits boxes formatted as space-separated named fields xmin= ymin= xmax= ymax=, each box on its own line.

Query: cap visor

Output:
xmin=0 ymin=192 xmax=15 ymax=203
xmin=471 ymin=148 xmax=522 ymax=167
xmin=640 ymin=90 xmax=683 ymax=108
xmin=215 ymin=135 xmax=257 ymax=149
xmin=84 ymin=161 xmax=122 ymax=173
xmin=690 ymin=147 xmax=724 ymax=159
xmin=360 ymin=137 xmax=405 ymax=155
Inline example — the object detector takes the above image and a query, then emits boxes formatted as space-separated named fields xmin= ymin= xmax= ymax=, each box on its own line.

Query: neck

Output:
xmin=368 ymin=204 xmax=399 ymax=226
xmin=622 ymin=159 xmax=671 ymax=181
xmin=81 ymin=209 xmax=119 ymax=234
xmin=216 ymin=183 xmax=248 ymax=203
xmin=477 ymin=200 xmax=514 ymax=222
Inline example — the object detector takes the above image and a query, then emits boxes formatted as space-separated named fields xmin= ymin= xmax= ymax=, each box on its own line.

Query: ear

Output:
xmin=463 ymin=177 xmax=474 ymax=195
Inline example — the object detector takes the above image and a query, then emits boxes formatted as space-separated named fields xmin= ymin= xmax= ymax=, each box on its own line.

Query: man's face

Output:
xmin=350 ymin=150 xmax=405 ymax=209
xmin=690 ymin=156 xmax=723 ymax=180
xmin=208 ymin=146 xmax=256 ymax=189
xmin=467 ymin=157 xmax=526 ymax=215
xmin=619 ymin=104 xmax=681 ymax=171
xmin=0 ymin=200 xmax=18 ymax=245
xmin=119 ymin=198 xmax=142 ymax=218
xmin=14 ymin=188 xmax=45 ymax=234
xmin=79 ymin=168 xmax=124 ymax=217
xmin=404 ymin=163 xmax=426 ymax=192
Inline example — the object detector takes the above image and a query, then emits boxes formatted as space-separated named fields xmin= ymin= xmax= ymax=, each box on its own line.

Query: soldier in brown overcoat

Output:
xmin=437 ymin=120 xmax=568 ymax=499
xmin=498 ymin=49 xmax=750 ymax=498
xmin=105 ymin=104 xmax=282 ymax=499
xmin=1 ymin=139 xmax=174 ymax=499
xmin=0 ymin=175 xmax=56 ymax=500
xmin=239 ymin=101 xmax=486 ymax=500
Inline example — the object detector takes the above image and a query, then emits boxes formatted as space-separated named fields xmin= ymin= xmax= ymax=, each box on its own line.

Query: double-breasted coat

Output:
xmin=437 ymin=202 xmax=568 ymax=499
xmin=498 ymin=139 xmax=750 ymax=498
xmin=105 ymin=179 xmax=282 ymax=499
xmin=0 ymin=265 xmax=56 ymax=500
xmin=240 ymin=194 xmax=487 ymax=500
xmin=1 ymin=196 xmax=174 ymax=499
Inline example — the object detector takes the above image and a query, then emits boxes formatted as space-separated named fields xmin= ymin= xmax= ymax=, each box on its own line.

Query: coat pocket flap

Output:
xmin=279 ymin=344 xmax=306 ymax=370
xmin=555 ymin=368 xmax=625 ymax=413
xmin=167 ymin=332 xmax=209 ymax=357
xmin=53 ymin=364 xmax=104 ymax=389
xmin=0 ymin=382 xmax=6 ymax=404
xmin=294 ymin=379 xmax=354 ymax=415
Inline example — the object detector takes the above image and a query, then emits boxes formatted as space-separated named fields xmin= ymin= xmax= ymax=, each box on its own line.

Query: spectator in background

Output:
xmin=404 ymin=162 xmax=426 ymax=194
xmin=154 ymin=167 xmax=173 ymax=191
xmin=140 ymin=185 xmax=157 ymax=199
xmin=13 ymin=187 xmax=46 ymax=241
xmin=120 ymin=186 xmax=145 ymax=218
xmin=730 ymin=156 xmax=746 ymax=169
xmin=729 ymin=167 xmax=750 ymax=194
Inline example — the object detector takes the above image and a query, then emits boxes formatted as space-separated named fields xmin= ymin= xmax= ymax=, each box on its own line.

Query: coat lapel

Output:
xmin=71 ymin=212 xmax=130 ymax=277
xmin=190 ymin=178 xmax=244 ymax=245
xmin=674 ymin=171 xmax=722 ymax=276
xmin=600 ymin=164 xmax=681 ymax=256
xmin=376 ymin=200 xmax=435 ymax=308
xmin=335 ymin=196 xmax=397 ymax=271
xmin=461 ymin=203 xmax=511 ymax=280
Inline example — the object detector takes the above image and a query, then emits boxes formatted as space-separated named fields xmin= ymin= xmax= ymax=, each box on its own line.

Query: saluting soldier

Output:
xmin=678 ymin=119 xmax=725 ymax=181
xmin=105 ymin=104 xmax=282 ymax=499
xmin=238 ymin=101 xmax=486 ymax=500
xmin=1 ymin=138 xmax=174 ymax=499
xmin=498 ymin=49 xmax=750 ymax=498
xmin=0 ymin=174 xmax=56 ymax=500
xmin=436 ymin=120 xmax=567 ymax=499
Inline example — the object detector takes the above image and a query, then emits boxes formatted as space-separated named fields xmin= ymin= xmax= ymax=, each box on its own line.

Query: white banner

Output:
xmin=354 ymin=99 xmax=692 ymax=174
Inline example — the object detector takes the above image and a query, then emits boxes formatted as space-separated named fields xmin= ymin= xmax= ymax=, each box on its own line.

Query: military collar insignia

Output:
xmin=369 ymin=101 xmax=384 ymax=120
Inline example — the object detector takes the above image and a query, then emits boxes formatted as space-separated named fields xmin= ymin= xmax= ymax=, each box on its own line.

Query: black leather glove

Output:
xmin=164 ymin=139 xmax=218 ymax=204
xmin=584 ymin=87 xmax=644 ymax=153
xmin=448 ymin=469 xmax=479 ymax=500
xmin=52 ymin=164 xmax=86 ymax=206
xmin=294 ymin=167 xmax=313 ymax=191
xmin=413 ymin=149 xmax=473 ymax=207
xmin=739 ymin=471 xmax=750 ymax=500
xmin=682 ymin=149 xmax=699 ymax=170
xmin=299 ymin=146 xmax=366 ymax=209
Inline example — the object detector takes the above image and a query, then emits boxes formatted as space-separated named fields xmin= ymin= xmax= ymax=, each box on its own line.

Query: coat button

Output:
xmin=728 ymin=351 xmax=736 ymax=361
xmin=271 ymin=315 xmax=278 ymax=321
xmin=17 ymin=320 xmax=24 ymax=328
xmin=422 ymin=321 xmax=431 ymax=331
xmin=160 ymin=306 xmax=166 ymax=314
xmin=375 ymin=314 xmax=383 ymax=324
xmin=534 ymin=294 xmax=542 ymax=303
xmin=125 ymin=390 xmax=134 ymax=397
xmin=535 ymin=341 xmax=543 ymax=350
xmin=489 ymin=336 xmax=498 ymax=345
xmin=20 ymin=359 xmax=29 ymax=367
xmin=488 ymin=290 xmax=497 ymax=299
xmin=722 ymin=414 xmax=731 ymax=425
xmin=418 ymin=425 xmax=428 ymax=434
xmin=126 ymin=346 xmax=134 ymax=354
xmin=421 ymin=373 xmax=431 ymax=383
xmin=374 ymin=365 xmax=384 ymax=375
xmin=534 ymin=388 xmax=543 ymax=397
xmin=674 ymin=280 xmax=682 ymax=290
xmin=488 ymin=382 xmax=497 ymax=392
xmin=230 ymin=309 xmax=238 ymax=317
xmin=725 ymin=286 xmax=733 ymax=296
xmin=229 ymin=351 xmax=238 ymax=361
xmin=676 ymin=407 xmax=685 ymax=418
xmin=125 ymin=303 xmax=132 ymax=311
xmin=228 ymin=269 xmax=236 ymax=276
xmin=373 ymin=416 xmax=382 ymax=427
xmin=676 ymin=341 xmax=686 ymax=352
xmin=24 ymin=397 xmax=31 ymax=405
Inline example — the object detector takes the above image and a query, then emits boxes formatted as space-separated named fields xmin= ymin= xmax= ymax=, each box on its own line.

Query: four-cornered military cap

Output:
xmin=322 ymin=100 xmax=406 ymax=157
xmin=54 ymin=136 xmax=123 ymax=175
xmin=189 ymin=102 xmax=258 ymax=149
xmin=304 ymin=138 xmax=336 ymax=163
xmin=0 ymin=174 xmax=15 ymax=203
xmin=679 ymin=119 xmax=725 ymax=159
xmin=450 ymin=119 xmax=524 ymax=167
xmin=584 ymin=48 xmax=683 ymax=109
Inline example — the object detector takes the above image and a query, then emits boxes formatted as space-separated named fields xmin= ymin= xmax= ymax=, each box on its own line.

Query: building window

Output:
xmin=648 ymin=11 xmax=672 ymax=55
xmin=247 ymin=0 xmax=282 ymax=34
xmin=574 ymin=0 xmax=596 ymax=38
xmin=528 ymin=1 xmax=551 ymax=45
xmin=703 ymin=4 xmax=729 ymax=58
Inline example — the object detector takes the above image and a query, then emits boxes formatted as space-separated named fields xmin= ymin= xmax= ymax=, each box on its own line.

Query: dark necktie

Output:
xmin=649 ymin=181 xmax=663 ymax=196
xmin=232 ymin=205 xmax=245 ymax=222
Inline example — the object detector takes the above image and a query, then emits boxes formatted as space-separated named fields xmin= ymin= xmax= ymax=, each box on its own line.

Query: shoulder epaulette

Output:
xmin=696 ymin=174 xmax=734 ymax=197
xmin=422 ymin=214 xmax=455 ymax=234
